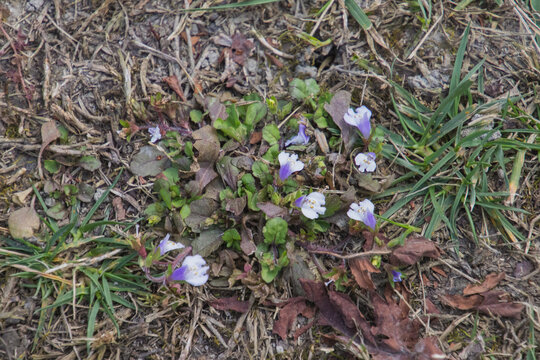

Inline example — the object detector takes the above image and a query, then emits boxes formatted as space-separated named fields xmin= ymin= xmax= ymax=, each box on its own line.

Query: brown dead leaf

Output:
xmin=323 ymin=90 xmax=356 ymax=153
xmin=225 ymin=196 xmax=246 ymax=216
xmin=8 ymin=207 xmax=40 ymax=239
xmin=163 ymin=75 xmax=186 ymax=102
xmin=272 ymin=297 xmax=312 ymax=340
xmin=328 ymin=291 xmax=376 ymax=346
xmin=230 ymin=32 xmax=253 ymax=65
xmin=207 ymin=98 xmax=227 ymax=123
xmin=249 ymin=131 xmax=262 ymax=144
xmin=38 ymin=121 xmax=60 ymax=179
xmin=112 ymin=197 xmax=125 ymax=221
xmin=210 ymin=296 xmax=250 ymax=313
xmin=256 ymin=202 xmax=288 ymax=219
xmin=390 ymin=235 xmax=440 ymax=266
xmin=240 ymin=224 xmax=256 ymax=256
xmin=193 ymin=125 xmax=220 ymax=163
xmin=463 ymin=272 xmax=505 ymax=295
xmin=350 ymin=258 xmax=379 ymax=290
xmin=441 ymin=293 xmax=483 ymax=310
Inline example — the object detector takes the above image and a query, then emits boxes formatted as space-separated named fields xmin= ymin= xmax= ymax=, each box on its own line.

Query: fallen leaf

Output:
xmin=240 ymin=225 xmax=256 ymax=255
xmin=8 ymin=207 xmax=40 ymax=238
xmin=191 ymin=228 xmax=223 ymax=257
xmin=441 ymin=291 xmax=524 ymax=318
xmin=193 ymin=162 xmax=218 ymax=195
xmin=130 ymin=146 xmax=171 ymax=177
xmin=193 ymin=125 xmax=220 ymax=163
xmin=390 ymin=235 xmax=440 ymax=266
xmin=349 ymin=258 xmax=379 ymax=290
xmin=207 ymin=98 xmax=227 ymax=123
xmin=328 ymin=291 xmax=375 ymax=345
xmin=216 ymin=156 xmax=239 ymax=191
xmin=112 ymin=197 xmax=125 ymax=221
xmin=211 ymin=296 xmax=250 ymax=313
xmin=163 ymin=75 xmax=186 ymax=102
xmin=273 ymin=297 xmax=311 ymax=340
xmin=38 ymin=121 xmax=60 ymax=179
xmin=513 ymin=261 xmax=533 ymax=278
xmin=440 ymin=293 xmax=483 ymax=310
xmin=184 ymin=198 xmax=218 ymax=232
xmin=225 ymin=196 xmax=246 ymax=216
xmin=256 ymin=202 xmax=288 ymax=219
xmin=230 ymin=32 xmax=254 ymax=65
xmin=463 ymin=273 xmax=505 ymax=295
xmin=323 ymin=90 xmax=356 ymax=153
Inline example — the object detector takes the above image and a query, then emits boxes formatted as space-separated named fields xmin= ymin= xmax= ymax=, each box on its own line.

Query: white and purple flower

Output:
xmin=278 ymin=151 xmax=304 ymax=181
xmin=285 ymin=123 xmax=310 ymax=147
xmin=391 ymin=270 xmax=402 ymax=282
xmin=347 ymin=199 xmax=376 ymax=230
xmin=295 ymin=192 xmax=326 ymax=219
xmin=355 ymin=152 xmax=376 ymax=172
xmin=149 ymin=125 xmax=162 ymax=143
xmin=343 ymin=105 xmax=371 ymax=139
xmin=169 ymin=254 xmax=209 ymax=286
xmin=157 ymin=234 xmax=185 ymax=256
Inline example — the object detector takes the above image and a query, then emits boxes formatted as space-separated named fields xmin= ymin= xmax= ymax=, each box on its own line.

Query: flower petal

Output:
xmin=307 ymin=192 xmax=325 ymax=204
xmin=278 ymin=151 xmax=290 ymax=166
xmin=301 ymin=207 xmax=320 ymax=219
xmin=364 ymin=211 xmax=376 ymax=230
xmin=279 ymin=162 xmax=292 ymax=181
xmin=357 ymin=118 xmax=371 ymax=139
xmin=294 ymin=196 xmax=305 ymax=208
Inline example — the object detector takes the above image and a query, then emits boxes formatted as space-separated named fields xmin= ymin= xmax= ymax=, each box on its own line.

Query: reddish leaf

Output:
xmin=440 ymin=294 xmax=483 ymax=310
xmin=272 ymin=297 xmax=310 ymax=340
xmin=328 ymin=291 xmax=376 ymax=346
xmin=194 ymin=162 xmax=218 ymax=194
xmin=163 ymin=75 xmax=186 ymax=102
xmin=210 ymin=296 xmax=250 ymax=313
xmin=390 ymin=236 xmax=440 ymax=266
xmin=207 ymin=98 xmax=227 ymax=123
xmin=230 ymin=32 xmax=253 ymax=65
xmin=225 ymin=196 xmax=246 ymax=216
xmin=413 ymin=336 xmax=446 ymax=360
xmin=257 ymin=202 xmax=288 ymax=219
xmin=463 ymin=273 xmax=505 ymax=295
xmin=476 ymin=291 xmax=524 ymax=319
xmin=349 ymin=258 xmax=379 ymax=290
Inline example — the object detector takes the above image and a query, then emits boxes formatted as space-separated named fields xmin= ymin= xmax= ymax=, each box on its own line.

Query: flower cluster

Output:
xmin=295 ymin=192 xmax=326 ymax=219
xmin=278 ymin=151 xmax=304 ymax=181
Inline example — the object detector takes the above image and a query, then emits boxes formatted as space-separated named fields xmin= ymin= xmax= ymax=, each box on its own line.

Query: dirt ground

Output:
xmin=0 ymin=0 xmax=539 ymax=359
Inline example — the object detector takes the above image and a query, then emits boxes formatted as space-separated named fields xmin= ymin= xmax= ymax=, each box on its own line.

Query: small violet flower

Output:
xmin=278 ymin=151 xmax=304 ymax=181
xmin=169 ymin=254 xmax=209 ymax=286
xmin=343 ymin=105 xmax=371 ymax=139
xmin=285 ymin=123 xmax=310 ymax=147
xmin=149 ymin=126 xmax=162 ymax=143
xmin=295 ymin=192 xmax=326 ymax=219
xmin=355 ymin=152 xmax=376 ymax=172
xmin=347 ymin=199 xmax=376 ymax=230
xmin=391 ymin=270 xmax=402 ymax=282
xmin=158 ymin=234 xmax=185 ymax=256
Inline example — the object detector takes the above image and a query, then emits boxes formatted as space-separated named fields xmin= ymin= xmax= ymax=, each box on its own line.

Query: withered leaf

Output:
xmin=184 ymin=198 xmax=218 ymax=232
xmin=389 ymin=235 xmax=440 ymax=266
xmin=230 ymin=32 xmax=254 ymax=65
xmin=8 ymin=207 xmax=40 ymax=239
xmin=240 ymin=225 xmax=256 ymax=256
xmin=328 ymin=291 xmax=375 ymax=345
xmin=210 ymin=296 xmax=250 ymax=313
xmin=442 ymin=291 xmax=524 ymax=318
xmin=225 ymin=196 xmax=246 ymax=216
xmin=463 ymin=273 xmax=505 ymax=295
xmin=256 ymin=202 xmax=288 ymax=219
xmin=272 ymin=297 xmax=311 ymax=340
xmin=195 ymin=162 xmax=218 ymax=194
xmin=193 ymin=125 xmax=220 ymax=163
xmin=440 ymin=293 xmax=483 ymax=310
xmin=323 ymin=90 xmax=356 ymax=153
xmin=208 ymin=98 xmax=227 ymax=123
xmin=350 ymin=258 xmax=379 ymax=290
xmin=216 ymin=156 xmax=239 ymax=191
xmin=38 ymin=121 xmax=61 ymax=178
xmin=163 ymin=75 xmax=186 ymax=102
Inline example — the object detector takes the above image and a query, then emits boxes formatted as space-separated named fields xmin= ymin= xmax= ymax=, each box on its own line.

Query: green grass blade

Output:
xmin=449 ymin=23 xmax=471 ymax=113
xmin=344 ymin=0 xmax=372 ymax=29
xmin=87 ymin=301 xmax=100 ymax=353
xmin=81 ymin=169 xmax=123 ymax=228
xmin=411 ymin=151 xmax=456 ymax=193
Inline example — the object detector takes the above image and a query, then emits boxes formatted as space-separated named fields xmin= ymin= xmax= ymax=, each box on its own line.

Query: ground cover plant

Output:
xmin=0 ymin=0 xmax=539 ymax=359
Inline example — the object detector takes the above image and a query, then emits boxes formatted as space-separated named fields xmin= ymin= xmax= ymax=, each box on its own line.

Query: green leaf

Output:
xmin=213 ymin=104 xmax=247 ymax=142
xmin=78 ymin=156 xmax=101 ymax=171
xmin=44 ymin=159 xmax=60 ymax=174
xmin=154 ymin=178 xmax=172 ymax=209
xmin=241 ymin=173 xmax=257 ymax=193
xmin=304 ymin=79 xmax=320 ymax=97
xmin=263 ymin=217 xmax=288 ymax=245
xmin=344 ymin=0 xmax=372 ymax=29
xmin=262 ymin=124 xmax=280 ymax=145
xmin=86 ymin=301 xmax=100 ymax=353
xmin=252 ymin=161 xmax=270 ymax=179
xmin=177 ymin=204 xmax=189 ymax=220
xmin=245 ymin=101 xmax=267 ymax=131
xmin=179 ymin=0 xmax=280 ymax=12
xmin=290 ymin=78 xmax=308 ymax=100
xmin=222 ymin=228 xmax=241 ymax=250
xmin=262 ymin=144 xmax=279 ymax=162
xmin=190 ymin=109 xmax=203 ymax=123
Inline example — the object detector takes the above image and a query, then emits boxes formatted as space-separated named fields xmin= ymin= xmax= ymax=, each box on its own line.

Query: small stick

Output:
xmin=250 ymin=28 xmax=294 ymax=60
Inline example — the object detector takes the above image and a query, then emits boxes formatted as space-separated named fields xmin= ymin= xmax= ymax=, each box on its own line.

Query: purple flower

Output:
xmin=391 ymin=270 xmax=402 ymax=282
xmin=355 ymin=152 xmax=376 ymax=172
xmin=158 ymin=234 xmax=185 ymax=256
xmin=343 ymin=106 xmax=371 ymax=139
xmin=295 ymin=192 xmax=326 ymax=219
xmin=278 ymin=151 xmax=304 ymax=181
xmin=149 ymin=126 xmax=162 ymax=143
xmin=285 ymin=124 xmax=310 ymax=147
xmin=169 ymin=254 xmax=209 ymax=286
xmin=347 ymin=199 xmax=376 ymax=230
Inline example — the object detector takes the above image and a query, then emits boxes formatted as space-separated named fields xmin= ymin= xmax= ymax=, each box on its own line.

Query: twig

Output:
xmin=405 ymin=2 xmax=444 ymax=61
xmin=305 ymin=247 xmax=392 ymax=260
xmin=250 ymin=28 xmax=294 ymax=60
xmin=310 ymin=0 xmax=335 ymax=36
